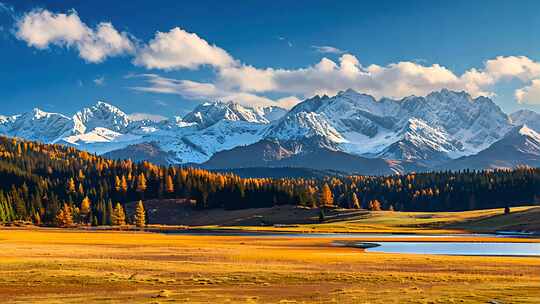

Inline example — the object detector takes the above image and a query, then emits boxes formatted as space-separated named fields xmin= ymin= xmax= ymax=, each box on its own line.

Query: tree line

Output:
xmin=0 ymin=136 xmax=538 ymax=226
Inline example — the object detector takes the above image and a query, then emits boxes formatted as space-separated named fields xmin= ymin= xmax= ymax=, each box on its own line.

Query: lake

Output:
xmin=365 ymin=241 xmax=540 ymax=256
xmin=162 ymin=230 xmax=540 ymax=256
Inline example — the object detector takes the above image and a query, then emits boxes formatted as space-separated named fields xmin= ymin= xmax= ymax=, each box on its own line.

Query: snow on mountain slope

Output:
xmin=73 ymin=101 xmax=131 ymax=133
xmin=0 ymin=91 xmax=537 ymax=173
xmin=61 ymin=127 xmax=143 ymax=155
xmin=0 ymin=108 xmax=76 ymax=143
xmin=182 ymin=101 xmax=285 ymax=128
xmin=510 ymin=109 xmax=540 ymax=133
xmin=440 ymin=125 xmax=540 ymax=170
xmin=265 ymin=89 xmax=512 ymax=165
xmin=264 ymin=111 xmax=345 ymax=144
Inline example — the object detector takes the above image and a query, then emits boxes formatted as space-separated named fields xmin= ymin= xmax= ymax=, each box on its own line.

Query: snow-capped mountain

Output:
xmin=0 ymin=108 xmax=75 ymax=143
xmin=0 ymin=100 xmax=286 ymax=164
xmin=441 ymin=125 xmax=540 ymax=170
xmin=262 ymin=89 xmax=512 ymax=166
xmin=1 ymin=90 xmax=538 ymax=174
xmin=183 ymin=101 xmax=285 ymax=128
xmin=72 ymin=101 xmax=131 ymax=133
xmin=510 ymin=109 xmax=540 ymax=133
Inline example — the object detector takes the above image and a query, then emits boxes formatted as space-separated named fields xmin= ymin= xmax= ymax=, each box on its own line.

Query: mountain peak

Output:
xmin=72 ymin=101 xmax=130 ymax=133
xmin=510 ymin=109 xmax=540 ymax=133
xmin=183 ymin=101 xmax=272 ymax=128
xmin=31 ymin=108 xmax=47 ymax=118
xmin=427 ymin=88 xmax=471 ymax=100
xmin=92 ymin=101 xmax=127 ymax=115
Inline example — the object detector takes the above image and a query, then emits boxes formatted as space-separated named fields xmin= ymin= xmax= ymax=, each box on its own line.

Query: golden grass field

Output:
xmin=0 ymin=228 xmax=539 ymax=303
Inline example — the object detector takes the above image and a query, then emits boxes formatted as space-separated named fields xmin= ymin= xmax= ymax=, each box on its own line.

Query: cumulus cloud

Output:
xmin=15 ymin=9 xmax=135 ymax=63
xmin=515 ymin=79 xmax=540 ymax=105
xmin=129 ymin=74 xmax=299 ymax=109
xmin=133 ymin=27 xmax=235 ymax=70
xmin=312 ymin=45 xmax=345 ymax=54
xmin=216 ymin=54 xmax=540 ymax=101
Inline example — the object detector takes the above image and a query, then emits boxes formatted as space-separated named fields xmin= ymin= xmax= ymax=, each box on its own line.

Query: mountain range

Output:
xmin=1 ymin=89 xmax=539 ymax=175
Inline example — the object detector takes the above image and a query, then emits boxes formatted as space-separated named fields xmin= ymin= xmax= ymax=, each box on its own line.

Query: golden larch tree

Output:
xmin=136 ymin=173 xmax=147 ymax=192
xmin=67 ymin=178 xmax=76 ymax=193
xmin=56 ymin=204 xmax=74 ymax=227
xmin=111 ymin=203 xmax=126 ymax=226
xmin=319 ymin=183 xmax=334 ymax=207
xmin=80 ymin=196 xmax=91 ymax=223
xmin=121 ymin=175 xmax=128 ymax=192
xmin=351 ymin=192 xmax=361 ymax=209
xmin=165 ymin=175 xmax=174 ymax=193
xmin=134 ymin=200 xmax=146 ymax=228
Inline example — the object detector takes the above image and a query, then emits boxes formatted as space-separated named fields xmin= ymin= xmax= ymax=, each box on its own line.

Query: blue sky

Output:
xmin=1 ymin=0 xmax=540 ymax=119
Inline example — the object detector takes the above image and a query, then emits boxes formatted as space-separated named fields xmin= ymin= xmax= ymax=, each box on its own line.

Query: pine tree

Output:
xmin=165 ymin=175 xmax=174 ymax=193
xmin=56 ymin=204 xmax=73 ymax=227
xmin=136 ymin=173 xmax=147 ymax=193
xmin=121 ymin=176 xmax=128 ymax=193
xmin=111 ymin=203 xmax=126 ymax=226
xmin=114 ymin=176 xmax=121 ymax=192
xmin=134 ymin=200 xmax=146 ymax=228
xmin=106 ymin=200 xmax=113 ymax=225
xmin=67 ymin=178 xmax=76 ymax=193
xmin=80 ymin=196 xmax=91 ymax=223
xmin=351 ymin=193 xmax=360 ymax=209
xmin=319 ymin=183 xmax=333 ymax=207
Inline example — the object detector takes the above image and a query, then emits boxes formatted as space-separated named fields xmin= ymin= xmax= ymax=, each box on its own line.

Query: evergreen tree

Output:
xmin=351 ymin=193 xmax=360 ymax=209
xmin=56 ymin=204 xmax=73 ymax=227
xmin=111 ymin=203 xmax=126 ymax=226
xmin=319 ymin=184 xmax=333 ymax=207
xmin=134 ymin=200 xmax=146 ymax=227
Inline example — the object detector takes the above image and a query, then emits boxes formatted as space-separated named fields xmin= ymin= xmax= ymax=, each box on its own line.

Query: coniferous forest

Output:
xmin=0 ymin=135 xmax=539 ymax=226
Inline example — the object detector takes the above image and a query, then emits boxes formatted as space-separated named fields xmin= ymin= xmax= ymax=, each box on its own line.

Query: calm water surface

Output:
xmin=162 ymin=230 xmax=540 ymax=256
xmin=366 ymin=242 xmax=540 ymax=256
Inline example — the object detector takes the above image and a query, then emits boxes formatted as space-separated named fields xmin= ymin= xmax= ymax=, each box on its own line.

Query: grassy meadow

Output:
xmin=0 ymin=225 xmax=539 ymax=303
xmin=187 ymin=205 xmax=540 ymax=234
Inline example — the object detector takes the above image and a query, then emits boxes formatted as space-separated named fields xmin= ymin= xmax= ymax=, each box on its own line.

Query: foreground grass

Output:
xmin=0 ymin=229 xmax=539 ymax=303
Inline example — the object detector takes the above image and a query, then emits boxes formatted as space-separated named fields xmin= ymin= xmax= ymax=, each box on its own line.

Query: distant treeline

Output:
xmin=0 ymin=136 xmax=539 ymax=226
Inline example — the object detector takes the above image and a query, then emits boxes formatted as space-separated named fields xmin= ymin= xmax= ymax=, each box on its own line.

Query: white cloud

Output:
xmin=312 ymin=45 xmax=345 ymax=54
xmin=515 ymin=79 xmax=540 ymax=105
xmin=15 ymin=9 xmax=134 ymax=63
xmin=128 ymin=112 xmax=167 ymax=122
xmin=133 ymin=27 xmax=235 ymax=70
xmin=93 ymin=76 xmax=105 ymax=86
xmin=129 ymin=74 xmax=299 ymax=109
xmin=216 ymin=54 xmax=540 ymax=101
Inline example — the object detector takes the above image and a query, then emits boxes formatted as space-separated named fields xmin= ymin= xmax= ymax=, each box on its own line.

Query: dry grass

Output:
xmin=193 ymin=206 xmax=540 ymax=234
xmin=0 ymin=228 xmax=539 ymax=303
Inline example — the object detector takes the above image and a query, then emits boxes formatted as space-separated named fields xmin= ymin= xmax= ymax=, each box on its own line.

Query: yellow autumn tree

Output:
xmin=111 ymin=203 xmax=126 ymax=226
xmin=67 ymin=178 xmax=76 ymax=193
xmin=165 ymin=175 xmax=174 ymax=193
xmin=121 ymin=175 xmax=128 ymax=192
xmin=56 ymin=204 xmax=74 ymax=227
xmin=114 ymin=176 xmax=121 ymax=192
xmin=351 ymin=192 xmax=360 ymax=209
xmin=136 ymin=173 xmax=147 ymax=192
xmin=319 ymin=183 xmax=334 ymax=207
xmin=80 ymin=196 xmax=91 ymax=223
xmin=134 ymin=200 xmax=146 ymax=228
